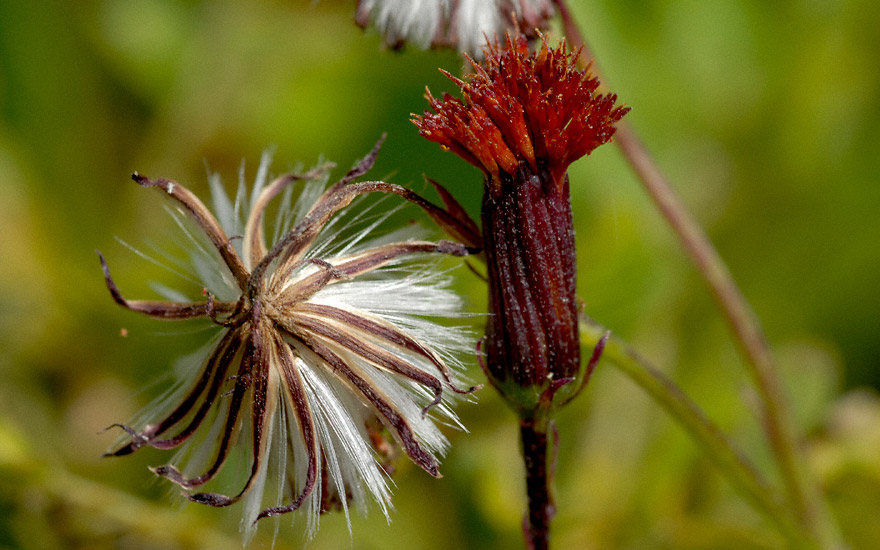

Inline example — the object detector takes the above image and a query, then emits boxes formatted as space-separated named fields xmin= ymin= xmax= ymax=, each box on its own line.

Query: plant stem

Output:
xmin=578 ymin=318 xmax=815 ymax=549
xmin=553 ymin=1 xmax=840 ymax=546
xmin=613 ymin=121 xmax=829 ymax=542
xmin=521 ymin=416 xmax=553 ymax=550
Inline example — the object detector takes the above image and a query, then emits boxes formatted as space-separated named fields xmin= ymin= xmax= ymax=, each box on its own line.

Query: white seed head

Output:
xmin=356 ymin=0 xmax=555 ymax=57
xmin=100 ymin=147 xmax=478 ymax=543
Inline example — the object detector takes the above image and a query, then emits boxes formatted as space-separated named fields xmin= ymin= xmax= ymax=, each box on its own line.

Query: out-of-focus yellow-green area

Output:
xmin=1 ymin=1 xmax=879 ymax=548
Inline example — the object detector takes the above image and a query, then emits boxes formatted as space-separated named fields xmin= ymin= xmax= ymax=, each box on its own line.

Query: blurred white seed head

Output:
xmin=355 ymin=0 xmax=555 ymax=56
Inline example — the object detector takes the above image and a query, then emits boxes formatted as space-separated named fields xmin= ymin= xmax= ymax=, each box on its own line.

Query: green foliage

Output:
xmin=1 ymin=0 xmax=878 ymax=548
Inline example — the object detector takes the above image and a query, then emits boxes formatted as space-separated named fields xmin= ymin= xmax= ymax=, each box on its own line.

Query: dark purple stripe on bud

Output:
xmin=482 ymin=163 xmax=580 ymax=412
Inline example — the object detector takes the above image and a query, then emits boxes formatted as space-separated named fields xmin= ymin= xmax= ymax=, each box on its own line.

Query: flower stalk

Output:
xmin=578 ymin=317 xmax=816 ymax=549
xmin=520 ymin=417 xmax=552 ymax=550
xmin=553 ymin=1 xmax=843 ymax=546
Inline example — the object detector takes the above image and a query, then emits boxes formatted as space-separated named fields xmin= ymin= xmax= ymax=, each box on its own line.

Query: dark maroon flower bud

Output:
xmin=413 ymin=34 xmax=629 ymax=417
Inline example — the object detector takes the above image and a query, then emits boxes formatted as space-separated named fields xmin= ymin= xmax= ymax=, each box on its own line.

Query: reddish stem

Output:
xmin=521 ymin=418 xmax=553 ymax=550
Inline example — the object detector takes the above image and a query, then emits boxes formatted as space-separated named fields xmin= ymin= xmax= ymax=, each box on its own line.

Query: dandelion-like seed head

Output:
xmin=100 ymin=140 xmax=478 ymax=540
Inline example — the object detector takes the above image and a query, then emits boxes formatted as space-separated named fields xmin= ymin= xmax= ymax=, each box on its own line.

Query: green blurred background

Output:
xmin=1 ymin=1 xmax=879 ymax=548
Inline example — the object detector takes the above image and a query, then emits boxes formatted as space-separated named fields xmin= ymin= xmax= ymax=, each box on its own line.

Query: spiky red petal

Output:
xmin=413 ymin=34 xmax=629 ymax=195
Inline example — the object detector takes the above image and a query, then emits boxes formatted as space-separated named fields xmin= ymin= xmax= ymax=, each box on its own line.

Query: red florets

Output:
xmin=413 ymin=34 xmax=629 ymax=194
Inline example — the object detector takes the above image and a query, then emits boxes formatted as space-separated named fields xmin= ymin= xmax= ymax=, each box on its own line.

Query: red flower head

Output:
xmin=414 ymin=34 xmax=628 ymax=417
xmin=414 ymin=33 xmax=629 ymax=196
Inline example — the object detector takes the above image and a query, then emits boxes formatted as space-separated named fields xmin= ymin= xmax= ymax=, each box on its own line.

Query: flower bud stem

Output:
xmin=521 ymin=417 xmax=553 ymax=550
